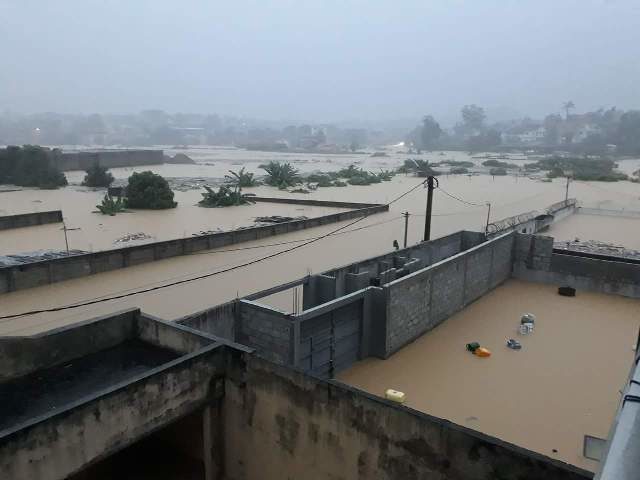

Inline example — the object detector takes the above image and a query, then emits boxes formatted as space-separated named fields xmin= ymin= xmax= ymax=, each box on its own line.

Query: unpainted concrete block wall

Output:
xmin=514 ymin=233 xmax=640 ymax=298
xmin=383 ymin=233 xmax=515 ymax=357
xmin=223 ymin=354 xmax=590 ymax=480
xmin=176 ymin=301 xmax=238 ymax=342
xmin=238 ymin=301 xmax=292 ymax=364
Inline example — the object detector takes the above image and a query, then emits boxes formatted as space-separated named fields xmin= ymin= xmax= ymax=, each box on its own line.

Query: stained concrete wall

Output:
xmin=0 ymin=210 xmax=62 ymax=230
xmin=513 ymin=234 xmax=640 ymax=298
xmin=238 ymin=300 xmax=292 ymax=365
xmin=137 ymin=313 xmax=215 ymax=354
xmin=0 ymin=345 xmax=225 ymax=480
xmin=383 ymin=232 xmax=515 ymax=357
xmin=0 ymin=309 xmax=138 ymax=382
xmin=223 ymin=354 xmax=590 ymax=480
xmin=0 ymin=203 xmax=386 ymax=295
xmin=176 ymin=300 xmax=238 ymax=342
xmin=55 ymin=150 xmax=163 ymax=171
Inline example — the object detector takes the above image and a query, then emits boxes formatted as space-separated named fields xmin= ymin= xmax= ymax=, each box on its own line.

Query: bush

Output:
xmin=96 ymin=194 xmax=126 ymax=215
xmin=126 ymin=171 xmax=177 ymax=209
xmin=533 ymin=156 xmax=628 ymax=182
xmin=450 ymin=167 xmax=469 ymax=174
xmin=82 ymin=163 xmax=114 ymax=187
xmin=0 ymin=145 xmax=67 ymax=189
xmin=199 ymin=185 xmax=254 ymax=207
xmin=224 ymin=167 xmax=258 ymax=187
xmin=489 ymin=167 xmax=507 ymax=176
xmin=261 ymin=161 xmax=300 ymax=188
xmin=482 ymin=159 xmax=518 ymax=169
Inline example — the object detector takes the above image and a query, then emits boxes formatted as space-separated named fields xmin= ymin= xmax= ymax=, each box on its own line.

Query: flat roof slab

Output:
xmin=338 ymin=279 xmax=640 ymax=471
xmin=0 ymin=339 xmax=178 ymax=433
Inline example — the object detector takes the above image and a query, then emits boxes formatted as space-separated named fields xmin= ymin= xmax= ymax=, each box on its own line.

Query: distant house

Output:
xmin=501 ymin=126 xmax=546 ymax=145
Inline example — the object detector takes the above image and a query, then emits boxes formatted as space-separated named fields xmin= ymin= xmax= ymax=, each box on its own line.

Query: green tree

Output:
xmin=461 ymin=105 xmax=486 ymax=131
xmin=96 ymin=194 xmax=127 ymax=215
xmin=125 ymin=171 xmax=177 ymax=209
xmin=615 ymin=111 xmax=640 ymax=155
xmin=198 ymin=185 xmax=253 ymax=207
xmin=0 ymin=145 xmax=67 ymax=189
xmin=419 ymin=115 xmax=442 ymax=150
xmin=82 ymin=163 xmax=114 ymax=187
xmin=563 ymin=100 xmax=575 ymax=120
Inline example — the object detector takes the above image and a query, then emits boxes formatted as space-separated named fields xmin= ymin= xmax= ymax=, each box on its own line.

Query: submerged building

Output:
xmin=1 ymin=199 xmax=639 ymax=479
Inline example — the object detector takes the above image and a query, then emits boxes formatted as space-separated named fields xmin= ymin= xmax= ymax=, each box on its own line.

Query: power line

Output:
xmin=436 ymin=186 xmax=486 ymax=207
xmin=0 ymin=180 xmax=426 ymax=320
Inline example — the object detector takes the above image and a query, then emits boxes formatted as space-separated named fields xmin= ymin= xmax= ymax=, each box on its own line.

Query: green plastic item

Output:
xmin=466 ymin=342 xmax=480 ymax=352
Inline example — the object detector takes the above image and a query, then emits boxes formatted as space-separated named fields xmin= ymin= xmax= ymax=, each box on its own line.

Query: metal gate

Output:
xmin=298 ymin=299 xmax=363 ymax=378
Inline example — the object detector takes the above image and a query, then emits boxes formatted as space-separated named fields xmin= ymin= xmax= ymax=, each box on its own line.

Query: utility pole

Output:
xmin=423 ymin=176 xmax=438 ymax=242
xmin=60 ymin=221 xmax=81 ymax=254
xmin=402 ymin=211 xmax=410 ymax=248
xmin=485 ymin=202 xmax=492 ymax=235
xmin=565 ymin=175 xmax=571 ymax=203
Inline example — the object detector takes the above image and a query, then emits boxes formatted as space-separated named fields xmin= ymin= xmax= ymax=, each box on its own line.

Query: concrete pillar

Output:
xmin=202 ymin=403 xmax=223 ymax=480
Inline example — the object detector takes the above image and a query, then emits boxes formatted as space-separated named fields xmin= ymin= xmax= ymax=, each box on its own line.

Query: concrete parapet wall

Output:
xmin=0 ymin=202 xmax=386 ymax=295
xmin=238 ymin=300 xmax=292 ymax=365
xmin=513 ymin=233 xmax=640 ymax=298
xmin=224 ymin=354 xmax=590 ymax=480
xmin=0 ymin=309 xmax=138 ymax=382
xmin=0 ymin=210 xmax=63 ymax=230
xmin=0 ymin=345 xmax=224 ymax=480
xmin=383 ymin=233 xmax=515 ymax=357
xmin=175 ymin=300 xmax=239 ymax=342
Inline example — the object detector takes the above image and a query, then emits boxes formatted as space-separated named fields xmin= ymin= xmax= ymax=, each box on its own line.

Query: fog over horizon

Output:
xmin=1 ymin=0 xmax=639 ymax=126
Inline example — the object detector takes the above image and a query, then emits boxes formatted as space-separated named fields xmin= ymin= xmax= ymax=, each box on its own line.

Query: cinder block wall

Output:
xmin=383 ymin=232 xmax=515 ymax=357
xmin=223 ymin=354 xmax=591 ymax=480
xmin=513 ymin=233 xmax=640 ymax=298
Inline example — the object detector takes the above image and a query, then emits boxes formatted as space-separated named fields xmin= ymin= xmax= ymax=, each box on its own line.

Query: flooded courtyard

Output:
xmin=337 ymin=279 xmax=640 ymax=471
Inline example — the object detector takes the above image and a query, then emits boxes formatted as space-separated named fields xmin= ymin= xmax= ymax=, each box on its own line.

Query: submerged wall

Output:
xmin=223 ymin=354 xmax=591 ymax=480
xmin=513 ymin=234 xmax=640 ymax=298
xmin=0 ymin=211 xmax=63 ymax=231
xmin=55 ymin=150 xmax=163 ymax=171
xmin=0 ymin=202 xmax=387 ymax=295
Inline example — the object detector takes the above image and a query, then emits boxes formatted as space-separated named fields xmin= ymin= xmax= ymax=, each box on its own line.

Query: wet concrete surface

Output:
xmin=0 ymin=339 xmax=178 ymax=432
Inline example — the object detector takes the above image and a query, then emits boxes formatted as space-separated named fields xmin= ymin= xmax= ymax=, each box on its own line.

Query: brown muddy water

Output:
xmin=0 ymin=150 xmax=639 ymax=335
xmin=338 ymin=279 xmax=640 ymax=471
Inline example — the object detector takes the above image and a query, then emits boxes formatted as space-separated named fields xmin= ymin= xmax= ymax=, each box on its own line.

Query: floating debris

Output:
xmin=0 ymin=249 xmax=86 ymax=267
xmin=254 ymin=215 xmax=308 ymax=224
xmin=114 ymin=232 xmax=153 ymax=244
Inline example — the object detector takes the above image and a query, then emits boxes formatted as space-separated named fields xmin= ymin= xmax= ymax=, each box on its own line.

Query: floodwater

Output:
xmin=547 ymin=213 xmax=640 ymax=250
xmin=337 ymin=279 xmax=640 ymax=471
xmin=0 ymin=148 xmax=639 ymax=336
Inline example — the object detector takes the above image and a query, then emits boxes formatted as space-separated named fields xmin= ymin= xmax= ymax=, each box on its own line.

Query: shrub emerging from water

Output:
xmin=261 ymin=161 xmax=300 ymax=188
xmin=450 ymin=167 xmax=469 ymax=174
xmin=82 ymin=163 xmax=114 ymax=187
xmin=96 ymin=194 xmax=126 ymax=215
xmin=224 ymin=167 xmax=258 ymax=187
xmin=489 ymin=167 xmax=507 ymax=176
xmin=198 ymin=185 xmax=254 ymax=207
xmin=126 ymin=171 xmax=177 ymax=209
xmin=397 ymin=159 xmax=439 ymax=177
xmin=529 ymin=156 xmax=628 ymax=182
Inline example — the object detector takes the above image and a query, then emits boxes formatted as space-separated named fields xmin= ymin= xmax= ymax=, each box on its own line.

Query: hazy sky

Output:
xmin=1 ymin=0 xmax=639 ymax=124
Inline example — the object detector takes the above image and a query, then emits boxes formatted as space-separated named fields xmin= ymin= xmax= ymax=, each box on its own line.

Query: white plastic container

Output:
xmin=385 ymin=389 xmax=406 ymax=404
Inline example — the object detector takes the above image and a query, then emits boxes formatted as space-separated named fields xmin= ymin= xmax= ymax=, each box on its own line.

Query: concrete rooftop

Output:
xmin=0 ymin=339 xmax=178 ymax=433
xmin=338 ymin=279 xmax=640 ymax=472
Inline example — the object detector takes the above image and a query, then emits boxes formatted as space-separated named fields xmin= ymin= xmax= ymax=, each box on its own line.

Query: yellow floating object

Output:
xmin=474 ymin=347 xmax=492 ymax=357
xmin=385 ymin=389 xmax=406 ymax=403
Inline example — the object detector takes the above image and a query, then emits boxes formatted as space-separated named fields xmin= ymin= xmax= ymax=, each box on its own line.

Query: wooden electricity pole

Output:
xmin=423 ymin=176 xmax=438 ymax=242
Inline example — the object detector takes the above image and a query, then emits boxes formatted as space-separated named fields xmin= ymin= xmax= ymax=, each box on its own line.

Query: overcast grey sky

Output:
xmin=1 ymin=0 xmax=639 ymax=124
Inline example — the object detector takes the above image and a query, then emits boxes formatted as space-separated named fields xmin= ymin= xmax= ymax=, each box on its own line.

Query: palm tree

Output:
xmin=261 ymin=161 xmax=300 ymax=188
xmin=563 ymin=101 xmax=575 ymax=120
xmin=225 ymin=167 xmax=257 ymax=188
